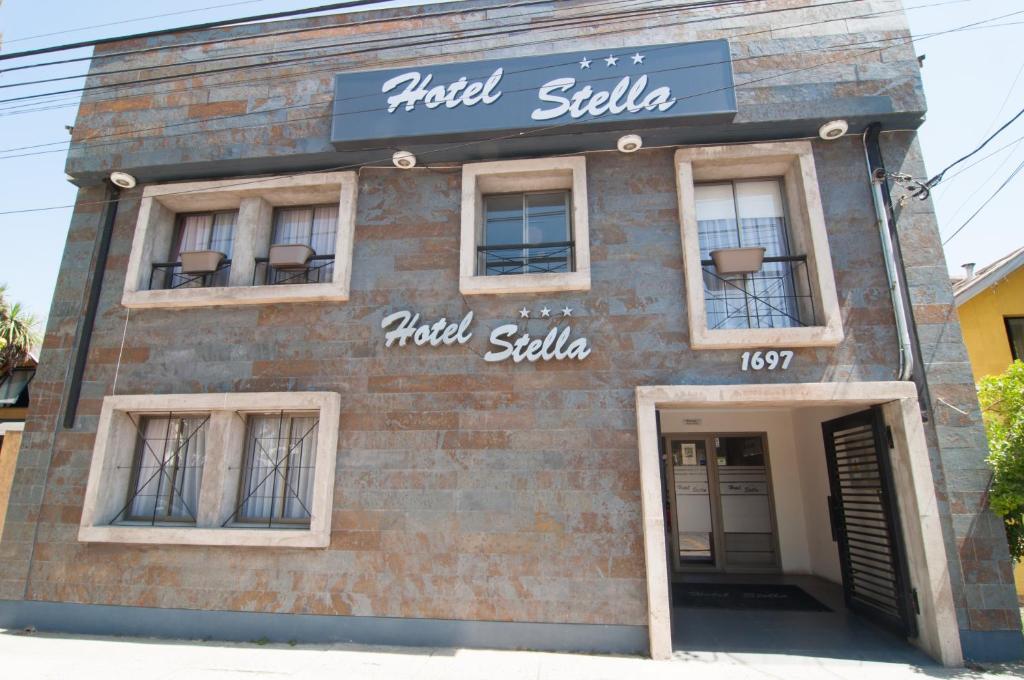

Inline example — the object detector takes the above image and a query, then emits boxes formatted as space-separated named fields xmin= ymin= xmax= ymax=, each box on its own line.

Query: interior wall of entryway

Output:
xmin=661 ymin=407 xmax=863 ymax=581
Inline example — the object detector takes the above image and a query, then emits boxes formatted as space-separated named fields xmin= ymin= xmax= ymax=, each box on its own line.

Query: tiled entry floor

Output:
xmin=671 ymin=574 xmax=938 ymax=665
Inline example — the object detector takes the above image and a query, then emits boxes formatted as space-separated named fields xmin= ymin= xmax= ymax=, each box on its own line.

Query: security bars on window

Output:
xmin=150 ymin=211 xmax=237 ymax=290
xmin=225 ymin=412 xmax=319 ymax=528
xmin=113 ymin=413 xmax=209 ymax=525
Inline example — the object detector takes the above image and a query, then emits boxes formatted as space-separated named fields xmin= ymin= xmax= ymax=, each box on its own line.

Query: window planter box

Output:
xmin=709 ymin=246 xmax=766 ymax=275
xmin=179 ymin=250 xmax=227 ymax=274
xmin=269 ymin=243 xmax=315 ymax=269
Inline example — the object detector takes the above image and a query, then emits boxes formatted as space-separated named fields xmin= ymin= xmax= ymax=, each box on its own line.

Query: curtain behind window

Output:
xmin=239 ymin=414 xmax=317 ymax=524
xmin=128 ymin=416 xmax=207 ymax=522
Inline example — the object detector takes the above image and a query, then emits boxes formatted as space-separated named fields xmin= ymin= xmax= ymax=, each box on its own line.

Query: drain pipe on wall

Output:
xmin=63 ymin=180 xmax=121 ymax=429
xmin=862 ymin=123 xmax=932 ymax=415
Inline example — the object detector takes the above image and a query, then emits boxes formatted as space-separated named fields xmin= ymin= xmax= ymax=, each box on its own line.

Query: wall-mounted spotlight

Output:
xmin=818 ymin=120 xmax=848 ymax=141
xmin=109 ymin=171 xmax=137 ymax=189
xmin=617 ymin=134 xmax=643 ymax=153
xmin=392 ymin=150 xmax=417 ymax=169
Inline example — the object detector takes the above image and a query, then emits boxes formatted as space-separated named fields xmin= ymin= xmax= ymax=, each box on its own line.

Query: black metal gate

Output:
xmin=822 ymin=407 xmax=917 ymax=637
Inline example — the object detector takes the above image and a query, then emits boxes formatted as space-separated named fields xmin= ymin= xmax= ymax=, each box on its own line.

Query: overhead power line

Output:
xmin=0 ymin=5 xmax=998 ymax=215
xmin=942 ymin=157 xmax=1024 ymax=245
xmin=0 ymin=0 xmax=408 ymax=62
xmin=926 ymin=103 xmax=1024 ymax=188
xmin=0 ymin=0 xmax=1000 ymax=161
xmin=1 ymin=0 xmax=273 ymax=46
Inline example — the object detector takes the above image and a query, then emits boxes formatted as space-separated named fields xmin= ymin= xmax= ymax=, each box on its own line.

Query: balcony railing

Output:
xmin=150 ymin=260 xmax=231 ymax=290
xmin=253 ymin=254 xmax=335 ymax=285
xmin=478 ymin=240 xmax=575 ymax=276
xmin=700 ymin=254 xmax=815 ymax=329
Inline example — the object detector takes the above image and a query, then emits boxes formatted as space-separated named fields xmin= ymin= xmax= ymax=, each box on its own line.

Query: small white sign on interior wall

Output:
xmin=381 ymin=308 xmax=591 ymax=363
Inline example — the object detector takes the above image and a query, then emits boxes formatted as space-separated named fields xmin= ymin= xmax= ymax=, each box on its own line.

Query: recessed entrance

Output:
xmin=635 ymin=383 xmax=961 ymax=665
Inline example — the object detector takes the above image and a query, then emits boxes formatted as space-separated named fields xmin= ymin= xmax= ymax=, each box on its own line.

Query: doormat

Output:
xmin=672 ymin=583 xmax=832 ymax=612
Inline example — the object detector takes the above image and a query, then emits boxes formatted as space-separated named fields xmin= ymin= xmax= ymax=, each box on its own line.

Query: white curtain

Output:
xmin=273 ymin=206 xmax=338 ymax=255
xmin=239 ymin=414 xmax=317 ymax=523
xmin=128 ymin=416 xmax=206 ymax=522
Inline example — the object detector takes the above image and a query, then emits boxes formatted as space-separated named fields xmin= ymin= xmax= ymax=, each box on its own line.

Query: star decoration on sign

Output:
xmin=561 ymin=307 xmax=573 ymax=318
xmin=604 ymin=54 xmax=618 ymax=67
xmin=631 ymin=52 xmax=645 ymax=65
xmin=579 ymin=57 xmax=592 ymax=70
xmin=519 ymin=307 xmax=530 ymax=319
xmin=540 ymin=307 xmax=551 ymax=318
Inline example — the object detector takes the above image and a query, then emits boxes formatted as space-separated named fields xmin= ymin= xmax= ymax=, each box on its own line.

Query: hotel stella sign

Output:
xmin=381 ymin=309 xmax=592 ymax=363
xmin=331 ymin=39 xmax=736 ymax=148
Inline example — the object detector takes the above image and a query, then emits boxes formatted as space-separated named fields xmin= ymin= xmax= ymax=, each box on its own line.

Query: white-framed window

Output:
xmin=675 ymin=142 xmax=844 ymax=349
xmin=122 ymin=172 xmax=357 ymax=308
xmin=460 ymin=156 xmax=590 ymax=295
xmin=79 ymin=392 xmax=340 ymax=548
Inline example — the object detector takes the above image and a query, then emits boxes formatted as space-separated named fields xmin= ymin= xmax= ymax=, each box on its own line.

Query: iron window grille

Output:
xmin=150 ymin=211 xmax=237 ymax=290
xmin=225 ymin=412 xmax=319 ymax=528
xmin=114 ymin=413 xmax=209 ymax=525
xmin=255 ymin=204 xmax=339 ymax=285
xmin=695 ymin=179 xmax=814 ymax=329
xmin=478 ymin=190 xmax=574 ymax=276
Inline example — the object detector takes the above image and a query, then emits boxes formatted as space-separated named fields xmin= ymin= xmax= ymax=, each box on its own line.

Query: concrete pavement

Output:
xmin=2 ymin=630 xmax=1022 ymax=680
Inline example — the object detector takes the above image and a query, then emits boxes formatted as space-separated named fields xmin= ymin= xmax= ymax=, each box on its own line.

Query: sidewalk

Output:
xmin=2 ymin=630 xmax=1021 ymax=680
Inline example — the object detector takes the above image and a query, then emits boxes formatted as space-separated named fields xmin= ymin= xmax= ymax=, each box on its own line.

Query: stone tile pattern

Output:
xmin=0 ymin=0 xmax=1016 ymax=638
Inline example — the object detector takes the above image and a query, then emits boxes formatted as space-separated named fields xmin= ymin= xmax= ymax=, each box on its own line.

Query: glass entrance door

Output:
xmin=666 ymin=433 xmax=779 ymax=572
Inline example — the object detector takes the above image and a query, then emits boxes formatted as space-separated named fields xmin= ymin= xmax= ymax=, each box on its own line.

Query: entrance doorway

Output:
xmin=635 ymin=383 xmax=961 ymax=665
xmin=664 ymin=434 xmax=779 ymax=572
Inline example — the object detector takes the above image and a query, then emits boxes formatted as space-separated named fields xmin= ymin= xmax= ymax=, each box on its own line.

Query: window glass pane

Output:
xmin=273 ymin=208 xmax=314 ymax=246
xmin=735 ymin=180 xmax=788 ymax=257
xmin=484 ymin=194 xmax=524 ymax=245
xmin=310 ymin=205 xmax=339 ymax=255
xmin=177 ymin=214 xmax=213 ymax=255
xmin=0 ymin=370 xmax=31 ymax=405
xmin=525 ymin=192 xmax=568 ymax=244
xmin=695 ymin=183 xmax=739 ymax=257
xmin=1008 ymin=317 xmax=1024 ymax=361
xmin=209 ymin=212 xmax=236 ymax=258
xmin=238 ymin=414 xmax=317 ymax=525
xmin=127 ymin=415 xmax=207 ymax=523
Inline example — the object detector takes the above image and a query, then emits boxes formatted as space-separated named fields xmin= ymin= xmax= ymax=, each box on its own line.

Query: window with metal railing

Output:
xmin=695 ymin=179 xmax=814 ymax=330
xmin=150 ymin=211 xmax=236 ymax=290
xmin=117 ymin=414 xmax=209 ymax=525
xmin=226 ymin=412 xmax=319 ymax=528
xmin=478 ymin=190 xmax=574 ymax=276
xmin=254 ymin=205 xmax=339 ymax=285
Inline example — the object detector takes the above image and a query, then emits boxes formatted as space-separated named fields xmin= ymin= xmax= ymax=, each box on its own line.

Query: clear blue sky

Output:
xmin=0 ymin=0 xmax=1021 ymax=326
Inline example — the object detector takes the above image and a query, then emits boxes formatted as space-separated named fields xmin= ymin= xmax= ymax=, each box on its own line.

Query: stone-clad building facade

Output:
xmin=0 ymin=0 xmax=1020 ymax=664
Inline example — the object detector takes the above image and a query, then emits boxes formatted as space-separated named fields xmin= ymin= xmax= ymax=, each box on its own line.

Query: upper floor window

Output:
xmin=695 ymin=180 xmax=809 ymax=330
xmin=675 ymin=141 xmax=844 ymax=349
xmin=152 ymin=211 xmax=237 ymax=290
xmin=257 ymin=205 xmax=339 ymax=285
xmin=480 ymin=191 xmax=573 ymax=276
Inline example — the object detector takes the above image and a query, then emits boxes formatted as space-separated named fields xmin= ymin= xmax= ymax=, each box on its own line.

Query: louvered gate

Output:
xmin=822 ymin=407 xmax=917 ymax=637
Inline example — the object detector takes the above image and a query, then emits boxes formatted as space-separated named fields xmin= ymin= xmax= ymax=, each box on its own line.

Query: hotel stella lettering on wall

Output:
xmin=331 ymin=40 xmax=736 ymax=148
xmin=381 ymin=309 xmax=592 ymax=363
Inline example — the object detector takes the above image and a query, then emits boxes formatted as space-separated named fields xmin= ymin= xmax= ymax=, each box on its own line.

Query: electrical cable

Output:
xmin=941 ymin=157 xmax=1024 ymax=244
xmin=0 ymin=0 xmax=976 ymax=157
xmin=926 ymin=103 xmax=1024 ymax=187
xmin=0 ymin=0 xmax=274 ymax=46
xmin=0 ymin=7 xmax=995 ymax=216
xmin=0 ymin=0 xmax=790 ymax=104
xmin=0 ymin=0 xmax=420 ymax=62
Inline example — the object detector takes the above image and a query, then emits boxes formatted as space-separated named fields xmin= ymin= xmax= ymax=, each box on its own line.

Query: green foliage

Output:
xmin=978 ymin=360 xmax=1024 ymax=561
xmin=0 ymin=284 xmax=41 ymax=376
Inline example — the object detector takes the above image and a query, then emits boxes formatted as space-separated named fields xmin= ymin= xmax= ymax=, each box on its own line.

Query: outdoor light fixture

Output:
xmin=617 ymin=134 xmax=643 ymax=153
xmin=818 ymin=120 xmax=848 ymax=141
xmin=109 ymin=171 xmax=137 ymax=189
xmin=392 ymin=150 xmax=417 ymax=169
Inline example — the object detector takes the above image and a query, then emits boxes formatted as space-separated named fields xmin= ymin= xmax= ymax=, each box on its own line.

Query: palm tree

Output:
xmin=0 ymin=285 xmax=41 ymax=376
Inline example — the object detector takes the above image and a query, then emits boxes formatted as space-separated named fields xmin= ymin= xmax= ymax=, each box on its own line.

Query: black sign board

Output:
xmin=331 ymin=40 xmax=736 ymax=149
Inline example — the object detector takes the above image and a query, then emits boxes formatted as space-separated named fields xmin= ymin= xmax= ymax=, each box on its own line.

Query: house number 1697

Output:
xmin=740 ymin=350 xmax=793 ymax=371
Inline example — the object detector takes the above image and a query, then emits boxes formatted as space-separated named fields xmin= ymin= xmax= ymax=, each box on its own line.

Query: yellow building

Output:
xmin=953 ymin=245 xmax=1024 ymax=600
